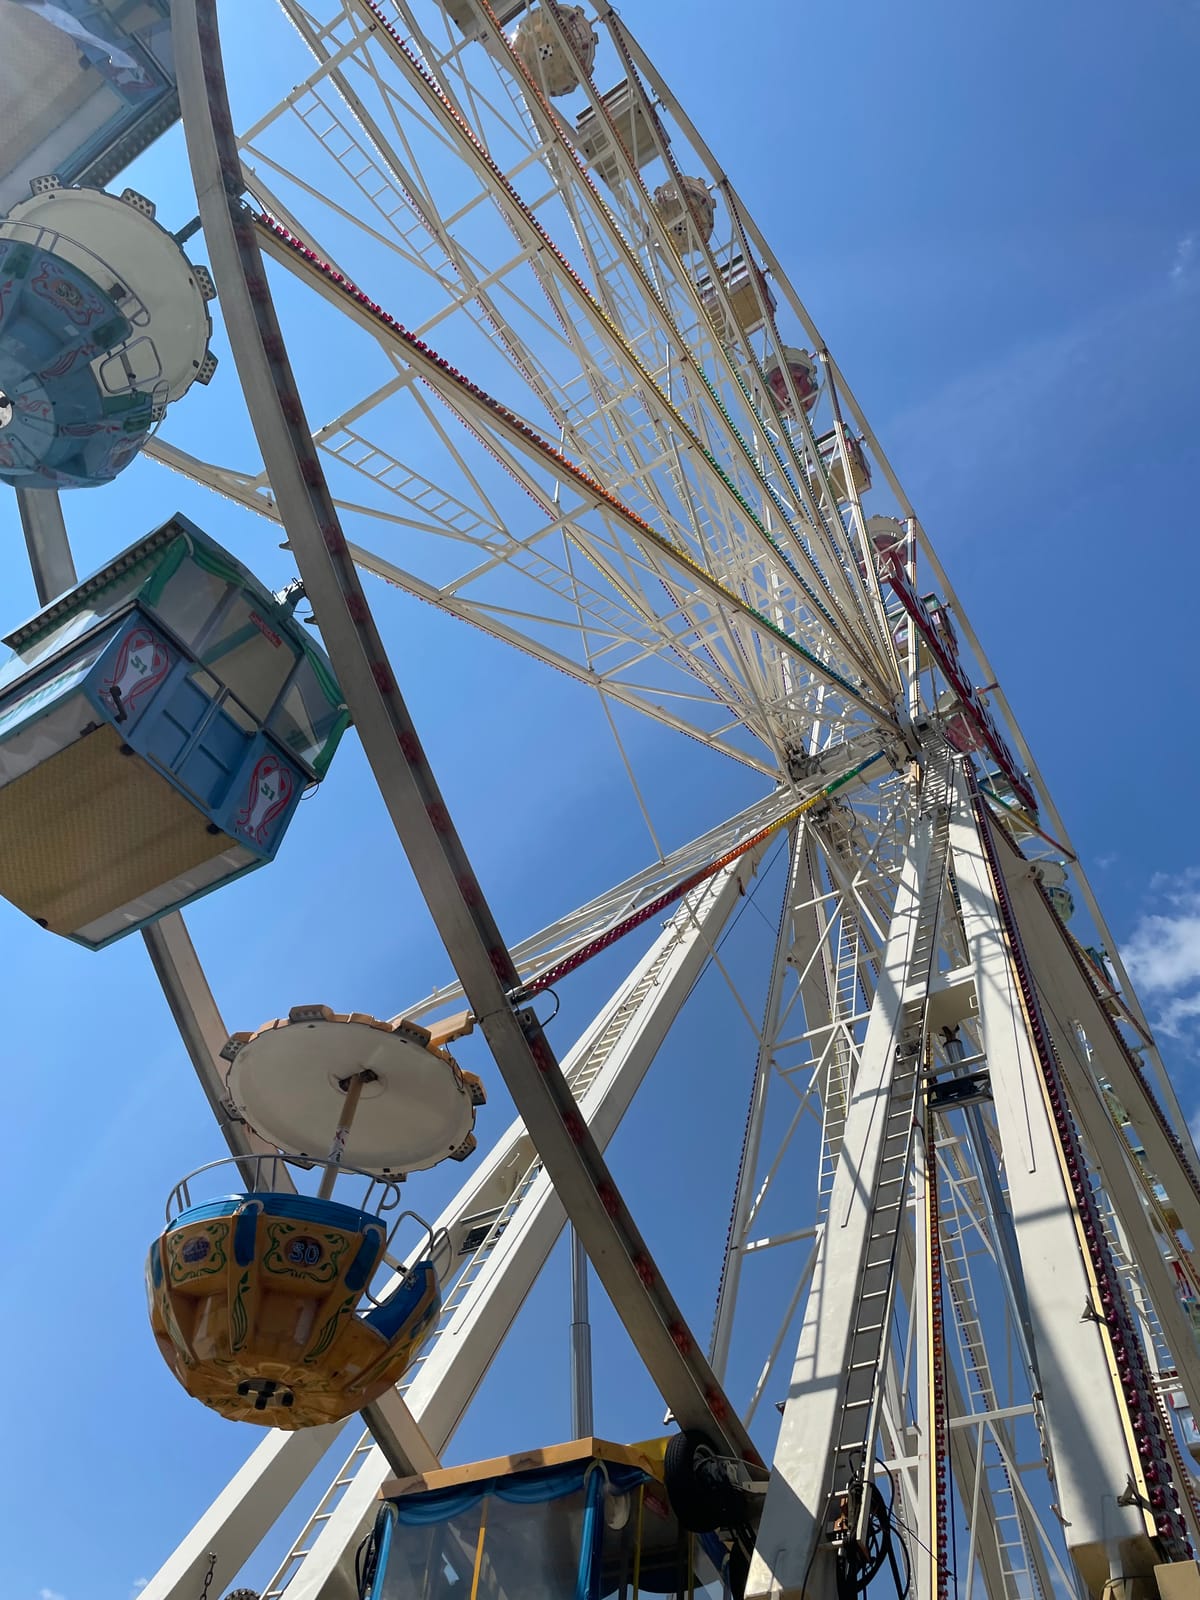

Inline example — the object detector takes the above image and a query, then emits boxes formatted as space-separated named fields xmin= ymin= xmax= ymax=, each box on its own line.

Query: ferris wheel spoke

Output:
xmin=401 ymin=749 xmax=890 ymax=1024
xmin=253 ymin=212 xmax=893 ymax=715
xmin=566 ymin=9 xmax=901 ymax=669
xmin=476 ymin=6 xmax=865 ymax=591
xmin=148 ymin=424 xmax=812 ymax=764
xmin=236 ymin=79 xmax=908 ymax=736
xmin=268 ymin=0 xmax=901 ymax=690
xmin=243 ymin=39 xmax=598 ymax=425
xmin=153 ymin=429 xmax=789 ymax=764
xmin=276 ymin=3 xmax=908 ymax=713
xmin=256 ymin=208 xmax=896 ymax=668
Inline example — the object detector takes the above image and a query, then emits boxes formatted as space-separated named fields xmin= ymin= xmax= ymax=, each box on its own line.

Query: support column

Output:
xmin=710 ymin=828 xmax=808 ymax=1380
xmin=950 ymin=790 xmax=1176 ymax=1595
xmin=748 ymin=764 xmax=951 ymax=1598
xmin=569 ymin=1228 xmax=594 ymax=1438
xmin=991 ymin=823 xmax=1200 ymax=1293
xmin=16 ymin=487 xmax=76 ymax=602
xmin=174 ymin=0 xmax=753 ymax=1464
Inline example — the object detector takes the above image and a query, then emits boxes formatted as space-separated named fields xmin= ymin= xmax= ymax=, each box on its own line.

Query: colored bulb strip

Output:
xmin=511 ymin=748 xmax=888 ymax=1001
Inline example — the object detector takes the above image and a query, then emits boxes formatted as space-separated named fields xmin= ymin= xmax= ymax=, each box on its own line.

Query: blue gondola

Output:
xmin=0 ymin=513 xmax=349 ymax=946
xmin=0 ymin=181 xmax=215 ymax=488
xmin=360 ymin=1438 xmax=735 ymax=1600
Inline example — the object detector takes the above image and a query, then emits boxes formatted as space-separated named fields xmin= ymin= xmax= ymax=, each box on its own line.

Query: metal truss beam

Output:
xmin=142 ymin=436 xmax=777 ymax=775
xmin=990 ymin=824 xmax=1200 ymax=1281
xmin=709 ymin=828 xmax=807 ymax=1380
xmin=251 ymin=214 xmax=893 ymax=734
xmin=275 ymin=860 xmax=757 ymax=1600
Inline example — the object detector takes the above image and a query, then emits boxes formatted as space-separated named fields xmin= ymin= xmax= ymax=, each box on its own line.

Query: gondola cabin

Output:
xmin=763 ymin=347 xmax=819 ymax=417
xmin=362 ymin=1438 xmax=733 ymax=1600
xmin=511 ymin=5 xmax=597 ymax=98
xmin=146 ymin=1007 xmax=485 ymax=1426
xmin=0 ymin=182 xmax=215 ymax=488
xmin=147 ymin=1167 xmax=443 ymax=1428
xmin=815 ymin=428 xmax=872 ymax=502
xmin=696 ymin=255 xmax=776 ymax=337
xmin=0 ymin=514 xmax=348 ymax=947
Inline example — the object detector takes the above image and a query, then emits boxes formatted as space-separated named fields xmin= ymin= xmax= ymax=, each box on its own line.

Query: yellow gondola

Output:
xmin=146 ymin=1006 xmax=485 ymax=1427
xmin=146 ymin=1159 xmax=445 ymax=1427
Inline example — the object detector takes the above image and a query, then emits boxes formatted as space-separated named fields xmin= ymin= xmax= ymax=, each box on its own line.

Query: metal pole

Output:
xmin=941 ymin=1026 xmax=1041 ymax=1382
xmin=140 ymin=862 xmax=754 ymax=1600
xmin=318 ymin=1072 xmax=368 ymax=1200
xmin=709 ymin=832 xmax=806 ymax=1382
xmin=570 ymin=1226 xmax=594 ymax=1438
xmin=16 ymin=487 xmax=77 ymax=601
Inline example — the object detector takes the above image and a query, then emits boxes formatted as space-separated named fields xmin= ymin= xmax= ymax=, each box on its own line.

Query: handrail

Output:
xmin=163 ymin=1151 xmax=454 ymax=1292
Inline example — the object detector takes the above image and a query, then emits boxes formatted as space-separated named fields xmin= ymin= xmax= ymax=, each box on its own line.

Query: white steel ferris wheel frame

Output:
xmin=16 ymin=2 xmax=1200 ymax=1600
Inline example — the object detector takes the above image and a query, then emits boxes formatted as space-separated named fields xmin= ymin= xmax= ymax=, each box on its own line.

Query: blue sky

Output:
xmin=6 ymin=3 xmax=1200 ymax=1599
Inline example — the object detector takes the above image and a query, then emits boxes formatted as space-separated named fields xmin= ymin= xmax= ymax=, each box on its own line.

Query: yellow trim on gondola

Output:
xmin=380 ymin=1435 xmax=670 ymax=1501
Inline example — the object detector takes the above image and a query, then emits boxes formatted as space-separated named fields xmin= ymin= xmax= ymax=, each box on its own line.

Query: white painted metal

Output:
xmin=949 ymin=794 xmax=1161 ymax=1594
xmin=266 ymin=860 xmax=761 ymax=1600
xmin=709 ymin=830 xmax=807 ymax=1382
xmin=225 ymin=1017 xmax=478 ymax=1173
xmin=748 ymin=756 xmax=954 ymax=1598
xmin=15 ymin=489 xmax=76 ymax=603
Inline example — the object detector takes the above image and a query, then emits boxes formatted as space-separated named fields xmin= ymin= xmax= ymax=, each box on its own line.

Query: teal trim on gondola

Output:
xmin=5 ymin=515 xmax=348 ymax=757
xmin=387 ymin=1462 xmax=650 ymax=1526
xmin=154 ymin=522 xmax=344 ymax=713
xmin=0 ymin=632 xmax=112 ymax=737
xmin=3 ymin=535 xmax=170 ymax=650
xmin=364 ymin=1503 xmax=398 ymax=1600
xmin=172 ymin=1193 xmax=385 ymax=1235
xmin=233 ymin=1203 xmax=260 ymax=1269
xmin=137 ymin=520 xmax=349 ymax=769
xmin=310 ymin=707 xmax=351 ymax=776
xmin=577 ymin=1465 xmax=605 ymax=1600
xmin=138 ymin=532 xmax=191 ymax=606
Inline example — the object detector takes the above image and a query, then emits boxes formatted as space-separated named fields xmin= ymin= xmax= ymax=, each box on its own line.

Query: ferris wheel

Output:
xmin=4 ymin=4 xmax=1200 ymax=1600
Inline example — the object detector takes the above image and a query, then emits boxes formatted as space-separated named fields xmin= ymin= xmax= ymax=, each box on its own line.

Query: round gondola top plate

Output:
xmin=224 ymin=1005 xmax=482 ymax=1174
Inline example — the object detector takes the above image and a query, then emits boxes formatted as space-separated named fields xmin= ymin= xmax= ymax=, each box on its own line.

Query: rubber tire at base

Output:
xmin=663 ymin=1428 xmax=731 ymax=1533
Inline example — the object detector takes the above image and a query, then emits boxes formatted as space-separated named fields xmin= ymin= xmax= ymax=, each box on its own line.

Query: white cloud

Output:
xmin=882 ymin=239 xmax=1198 ymax=525
xmin=1123 ymin=870 xmax=1200 ymax=1040
xmin=131 ymin=1582 xmax=149 ymax=1597
xmin=40 ymin=1589 xmax=65 ymax=1600
xmin=1171 ymin=232 xmax=1196 ymax=284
